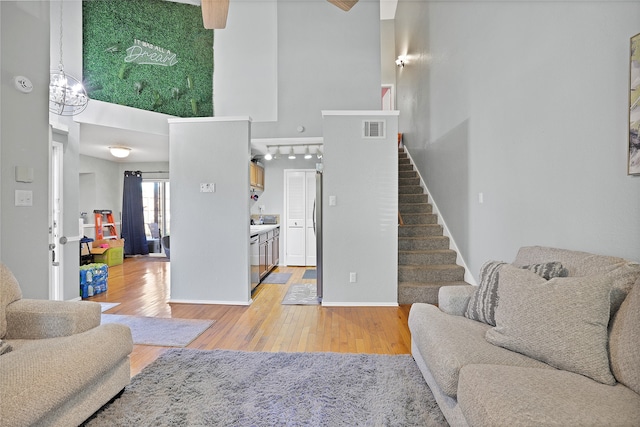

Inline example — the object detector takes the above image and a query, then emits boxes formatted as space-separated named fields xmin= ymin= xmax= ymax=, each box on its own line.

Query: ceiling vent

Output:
xmin=363 ymin=120 xmax=386 ymax=139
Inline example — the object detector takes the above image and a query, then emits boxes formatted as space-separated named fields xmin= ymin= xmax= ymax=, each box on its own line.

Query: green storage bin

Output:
xmin=93 ymin=247 xmax=124 ymax=266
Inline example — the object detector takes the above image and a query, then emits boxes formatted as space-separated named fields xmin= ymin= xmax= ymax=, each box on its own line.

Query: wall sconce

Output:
xmin=109 ymin=146 xmax=131 ymax=158
xmin=396 ymin=56 xmax=406 ymax=68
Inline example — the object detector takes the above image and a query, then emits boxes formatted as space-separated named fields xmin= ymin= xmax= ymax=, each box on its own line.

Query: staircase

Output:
xmin=398 ymin=147 xmax=468 ymax=305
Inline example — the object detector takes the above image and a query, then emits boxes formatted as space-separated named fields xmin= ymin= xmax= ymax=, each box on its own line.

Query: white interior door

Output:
xmin=285 ymin=171 xmax=306 ymax=265
xmin=284 ymin=169 xmax=316 ymax=266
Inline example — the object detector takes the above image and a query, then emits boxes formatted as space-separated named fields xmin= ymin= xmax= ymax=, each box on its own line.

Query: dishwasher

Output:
xmin=250 ymin=234 xmax=260 ymax=290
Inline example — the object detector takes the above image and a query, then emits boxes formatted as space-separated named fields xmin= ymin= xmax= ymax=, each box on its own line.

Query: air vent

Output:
xmin=363 ymin=120 xmax=386 ymax=138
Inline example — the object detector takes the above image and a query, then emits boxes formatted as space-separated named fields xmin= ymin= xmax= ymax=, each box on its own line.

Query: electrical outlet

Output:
xmin=15 ymin=190 xmax=33 ymax=206
xmin=349 ymin=272 xmax=357 ymax=283
xmin=200 ymin=183 xmax=215 ymax=193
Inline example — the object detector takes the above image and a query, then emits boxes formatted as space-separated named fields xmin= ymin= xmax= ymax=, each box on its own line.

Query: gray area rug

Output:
xmin=263 ymin=272 xmax=292 ymax=284
xmin=83 ymin=349 xmax=448 ymax=427
xmin=302 ymin=269 xmax=317 ymax=279
xmin=101 ymin=314 xmax=214 ymax=347
xmin=282 ymin=283 xmax=320 ymax=305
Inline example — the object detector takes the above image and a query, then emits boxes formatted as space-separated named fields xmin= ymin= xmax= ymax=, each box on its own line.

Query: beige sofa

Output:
xmin=409 ymin=246 xmax=640 ymax=426
xmin=0 ymin=263 xmax=133 ymax=427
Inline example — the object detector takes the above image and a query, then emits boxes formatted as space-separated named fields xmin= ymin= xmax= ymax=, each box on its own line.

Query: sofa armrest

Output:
xmin=438 ymin=285 xmax=476 ymax=316
xmin=4 ymin=299 xmax=101 ymax=339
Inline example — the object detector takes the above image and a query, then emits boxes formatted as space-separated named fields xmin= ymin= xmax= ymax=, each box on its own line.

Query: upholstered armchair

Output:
xmin=0 ymin=262 xmax=133 ymax=427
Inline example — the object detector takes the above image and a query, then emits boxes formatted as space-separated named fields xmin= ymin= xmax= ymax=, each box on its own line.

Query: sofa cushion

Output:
xmin=409 ymin=303 xmax=553 ymax=398
xmin=512 ymin=246 xmax=630 ymax=276
xmin=486 ymin=272 xmax=616 ymax=385
xmin=0 ymin=263 xmax=22 ymax=339
xmin=458 ymin=365 xmax=640 ymax=427
xmin=609 ymin=281 xmax=640 ymax=395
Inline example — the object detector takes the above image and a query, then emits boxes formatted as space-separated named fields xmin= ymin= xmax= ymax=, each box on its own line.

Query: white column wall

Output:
xmin=168 ymin=117 xmax=252 ymax=304
xmin=321 ymin=111 xmax=398 ymax=306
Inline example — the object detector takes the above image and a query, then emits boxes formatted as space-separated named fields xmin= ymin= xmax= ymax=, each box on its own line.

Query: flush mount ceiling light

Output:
xmin=109 ymin=146 xmax=131 ymax=159
xmin=49 ymin=1 xmax=88 ymax=116
xmin=304 ymin=146 xmax=313 ymax=159
xmin=288 ymin=146 xmax=296 ymax=160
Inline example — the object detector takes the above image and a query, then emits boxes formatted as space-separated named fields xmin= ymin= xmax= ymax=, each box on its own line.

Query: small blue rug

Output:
xmin=302 ymin=269 xmax=317 ymax=280
xmin=262 ymin=272 xmax=292 ymax=284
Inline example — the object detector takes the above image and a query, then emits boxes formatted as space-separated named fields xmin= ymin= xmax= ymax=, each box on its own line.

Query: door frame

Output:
xmin=49 ymin=131 xmax=64 ymax=300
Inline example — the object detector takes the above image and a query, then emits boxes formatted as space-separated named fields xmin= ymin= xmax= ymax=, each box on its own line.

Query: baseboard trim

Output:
xmin=321 ymin=301 xmax=398 ymax=307
xmin=169 ymin=299 xmax=252 ymax=306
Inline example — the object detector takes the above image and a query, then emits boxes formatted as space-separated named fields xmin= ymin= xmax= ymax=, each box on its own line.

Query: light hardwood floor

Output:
xmin=86 ymin=256 xmax=413 ymax=376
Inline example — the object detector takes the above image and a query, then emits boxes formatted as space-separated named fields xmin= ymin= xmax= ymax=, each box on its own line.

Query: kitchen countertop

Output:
xmin=250 ymin=224 xmax=280 ymax=237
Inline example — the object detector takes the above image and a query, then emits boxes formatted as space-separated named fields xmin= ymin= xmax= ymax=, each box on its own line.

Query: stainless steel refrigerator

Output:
xmin=314 ymin=165 xmax=323 ymax=299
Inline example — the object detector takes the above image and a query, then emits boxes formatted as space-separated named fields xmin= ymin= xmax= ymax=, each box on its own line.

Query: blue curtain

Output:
xmin=122 ymin=171 xmax=149 ymax=255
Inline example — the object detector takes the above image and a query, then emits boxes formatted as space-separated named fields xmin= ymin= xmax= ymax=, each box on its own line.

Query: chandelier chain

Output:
xmin=59 ymin=1 xmax=64 ymax=70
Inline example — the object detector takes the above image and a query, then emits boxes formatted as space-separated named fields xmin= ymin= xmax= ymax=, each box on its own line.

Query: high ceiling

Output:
xmin=77 ymin=0 xmax=397 ymax=163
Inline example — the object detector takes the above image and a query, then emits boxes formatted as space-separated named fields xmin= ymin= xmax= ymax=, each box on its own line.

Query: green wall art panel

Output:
xmin=83 ymin=0 xmax=213 ymax=117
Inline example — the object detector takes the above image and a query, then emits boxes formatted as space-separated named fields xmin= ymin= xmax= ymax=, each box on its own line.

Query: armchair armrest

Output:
xmin=4 ymin=299 xmax=101 ymax=339
xmin=438 ymin=285 xmax=476 ymax=316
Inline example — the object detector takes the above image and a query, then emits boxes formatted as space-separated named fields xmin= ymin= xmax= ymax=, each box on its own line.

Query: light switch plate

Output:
xmin=329 ymin=195 xmax=337 ymax=206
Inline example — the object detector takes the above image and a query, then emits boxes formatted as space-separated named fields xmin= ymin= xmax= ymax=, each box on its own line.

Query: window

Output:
xmin=142 ymin=180 xmax=170 ymax=252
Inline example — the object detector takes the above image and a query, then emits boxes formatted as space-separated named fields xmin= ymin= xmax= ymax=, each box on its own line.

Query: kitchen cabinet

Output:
xmin=256 ymin=226 xmax=279 ymax=282
xmin=250 ymin=162 xmax=264 ymax=190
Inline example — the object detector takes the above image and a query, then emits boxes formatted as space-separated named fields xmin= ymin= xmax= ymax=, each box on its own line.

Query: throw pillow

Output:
xmin=521 ymin=262 xmax=569 ymax=280
xmin=485 ymin=274 xmax=616 ymax=385
xmin=465 ymin=261 xmax=568 ymax=326
xmin=0 ymin=339 xmax=12 ymax=355
xmin=464 ymin=261 xmax=506 ymax=326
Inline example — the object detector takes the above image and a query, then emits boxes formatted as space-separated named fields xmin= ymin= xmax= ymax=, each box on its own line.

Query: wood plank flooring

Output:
xmin=85 ymin=256 xmax=413 ymax=377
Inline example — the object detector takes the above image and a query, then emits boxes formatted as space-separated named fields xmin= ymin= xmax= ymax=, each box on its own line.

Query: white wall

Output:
xmin=380 ymin=19 xmax=396 ymax=95
xmin=213 ymin=1 xmax=277 ymax=122
xmin=1 ymin=2 xmax=51 ymax=298
xmin=169 ymin=117 xmax=251 ymax=304
xmin=79 ymin=155 xmax=121 ymax=221
xmin=219 ymin=0 xmax=382 ymax=140
xmin=322 ymin=111 xmax=398 ymax=306
xmin=395 ymin=1 xmax=640 ymax=279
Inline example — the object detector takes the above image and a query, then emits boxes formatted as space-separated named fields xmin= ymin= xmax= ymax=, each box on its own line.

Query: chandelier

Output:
xmin=49 ymin=2 xmax=88 ymax=116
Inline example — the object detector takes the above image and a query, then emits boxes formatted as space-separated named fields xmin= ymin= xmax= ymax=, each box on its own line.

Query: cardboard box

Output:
xmin=90 ymin=238 xmax=124 ymax=254
xmin=90 ymin=239 xmax=124 ymax=266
